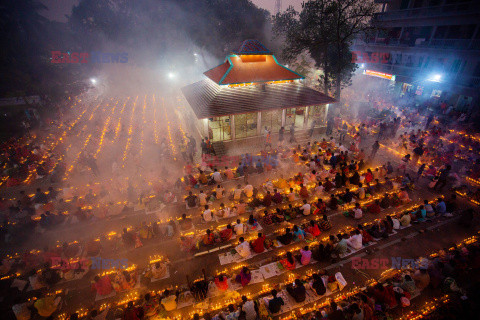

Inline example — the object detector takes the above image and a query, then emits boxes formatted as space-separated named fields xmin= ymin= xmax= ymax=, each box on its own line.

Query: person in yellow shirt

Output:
xmin=34 ymin=295 xmax=60 ymax=317
xmin=160 ymin=290 xmax=177 ymax=311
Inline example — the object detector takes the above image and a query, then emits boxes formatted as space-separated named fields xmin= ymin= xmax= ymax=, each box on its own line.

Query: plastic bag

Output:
xmin=335 ymin=272 xmax=347 ymax=291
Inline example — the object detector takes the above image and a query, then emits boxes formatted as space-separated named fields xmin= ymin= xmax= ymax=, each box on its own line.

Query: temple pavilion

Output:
xmin=182 ymin=39 xmax=335 ymax=142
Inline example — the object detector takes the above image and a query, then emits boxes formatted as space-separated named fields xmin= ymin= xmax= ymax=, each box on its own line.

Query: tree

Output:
xmin=273 ymin=0 xmax=376 ymax=100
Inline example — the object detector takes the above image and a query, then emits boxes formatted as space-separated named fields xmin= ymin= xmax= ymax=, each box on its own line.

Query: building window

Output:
xmin=285 ymin=107 xmax=306 ymax=130
xmin=261 ymin=110 xmax=282 ymax=133
xmin=209 ymin=116 xmax=232 ymax=141
xmin=235 ymin=113 xmax=257 ymax=139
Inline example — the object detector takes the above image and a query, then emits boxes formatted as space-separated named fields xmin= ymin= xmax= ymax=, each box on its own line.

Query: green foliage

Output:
xmin=273 ymin=0 xmax=376 ymax=99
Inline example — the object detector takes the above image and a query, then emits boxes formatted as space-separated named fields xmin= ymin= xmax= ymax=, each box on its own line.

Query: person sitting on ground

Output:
xmin=219 ymin=225 xmax=233 ymax=242
xmin=202 ymin=229 xmax=215 ymax=246
xmin=414 ymin=205 xmax=427 ymax=222
xmin=235 ymin=237 xmax=251 ymax=258
xmin=185 ymin=191 xmax=198 ymax=209
xmin=435 ymin=197 xmax=447 ymax=216
xmin=161 ymin=289 xmax=178 ymax=311
xmin=198 ymin=190 xmax=208 ymax=206
xmin=390 ymin=215 xmax=400 ymax=229
xmin=380 ymin=193 xmax=391 ymax=209
xmin=280 ymin=251 xmax=296 ymax=270
xmin=357 ymin=183 xmax=366 ymax=200
xmin=398 ymin=188 xmax=411 ymax=203
xmin=233 ymin=184 xmax=243 ymax=200
xmin=179 ymin=214 xmax=193 ymax=231
xmin=299 ymin=184 xmax=309 ymax=199
xmin=216 ymin=185 xmax=225 ymax=199
xmin=367 ymin=199 xmax=381 ymax=214
xmin=298 ymin=246 xmax=312 ymax=265
xmin=346 ymin=229 xmax=363 ymax=250
xmin=287 ymin=187 xmax=296 ymax=202
xmin=292 ymin=225 xmax=306 ymax=241
xmin=424 ymin=200 xmax=435 ymax=217
xmin=300 ymin=199 xmax=311 ymax=216
xmin=328 ymin=194 xmax=338 ymax=210
xmin=342 ymin=188 xmax=354 ymax=203
xmin=311 ymin=273 xmax=326 ymax=296
xmin=286 ymin=279 xmax=306 ymax=303
xmin=214 ymin=275 xmax=229 ymax=292
xmin=92 ymin=275 xmax=113 ymax=296
xmin=312 ymin=198 xmax=326 ymax=215
xmin=412 ymin=268 xmax=430 ymax=291
xmin=151 ymin=261 xmax=168 ymax=279
xmin=202 ymin=205 xmax=213 ymax=222
xmin=272 ymin=188 xmax=283 ymax=204
xmin=358 ymin=224 xmax=373 ymax=244
xmin=305 ymin=220 xmax=321 ymax=237
xmin=320 ymin=214 xmax=332 ymax=230
xmin=333 ymin=234 xmax=348 ymax=257
xmin=264 ymin=289 xmax=284 ymax=314
xmin=399 ymin=211 xmax=411 ymax=226
xmin=243 ymin=183 xmax=254 ymax=198
xmin=235 ymin=267 xmax=251 ymax=287
xmin=262 ymin=191 xmax=273 ymax=207
xmin=400 ymin=274 xmax=417 ymax=294
xmin=277 ymin=228 xmax=293 ymax=245
xmin=247 ymin=214 xmax=258 ymax=229
xmin=234 ymin=219 xmax=245 ymax=235
xmin=250 ymin=233 xmax=266 ymax=253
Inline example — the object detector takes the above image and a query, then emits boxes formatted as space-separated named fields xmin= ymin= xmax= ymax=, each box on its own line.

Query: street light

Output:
xmin=168 ymin=72 xmax=175 ymax=79
xmin=428 ymin=74 xmax=442 ymax=82
xmin=90 ymin=78 xmax=97 ymax=85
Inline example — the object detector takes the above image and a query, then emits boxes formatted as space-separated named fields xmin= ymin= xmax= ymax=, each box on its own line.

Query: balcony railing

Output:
xmin=374 ymin=1 xmax=480 ymax=21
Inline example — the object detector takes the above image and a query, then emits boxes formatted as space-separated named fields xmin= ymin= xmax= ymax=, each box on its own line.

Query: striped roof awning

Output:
xmin=181 ymin=79 xmax=336 ymax=119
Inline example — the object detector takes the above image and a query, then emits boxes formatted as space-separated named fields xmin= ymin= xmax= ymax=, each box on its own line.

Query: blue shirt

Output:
xmin=436 ymin=201 xmax=446 ymax=214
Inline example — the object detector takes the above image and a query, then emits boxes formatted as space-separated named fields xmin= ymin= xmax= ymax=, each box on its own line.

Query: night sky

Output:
xmin=40 ymin=0 xmax=304 ymax=22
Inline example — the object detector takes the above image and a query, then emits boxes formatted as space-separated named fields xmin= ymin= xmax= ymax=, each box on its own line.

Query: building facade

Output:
xmin=182 ymin=40 xmax=335 ymax=142
xmin=352 ymin=0 xmax=480 ymax=109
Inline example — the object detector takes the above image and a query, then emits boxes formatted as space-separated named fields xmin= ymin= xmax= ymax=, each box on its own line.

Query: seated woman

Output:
xmin=277 ymin=228 xmax=293 ymax=245
xmin=151 ymin=262 xmax=167 ymax=279
xmin=284 ymin=204 xmax=297 ymax=220
xmin=280 ymin=251 xmax=296 ymax=271
xmin=413 ymin=205 xmax=427 ymax=222
xmin=214 ymin=275 xmax=229 ymax=291
xmin=328 ymin=194 xmax=338 ymax=210
xmin=139 ymin=221 xmax=153 ymax=240
xmin=424 ymin=200 xmax=435 ymax=217
xmin=399 ymin=211 xmax=411 ymax=226
xmin=380 ymin=193 xmax=391 ymax=209
xmin=368 ymin=220 xmax=387 ymax=239
xmin=247 ymin=214 xmax=259 ymax=230
xmin=358 ymin=224 xmax=373 ymax=244
xmin=215 ymin=203 xmax=231 ymax=219
xmin=180 ymin=235 xmax=196 ymax=253
xmin=398 ymin=188 xmax=411 ymax=203
xmin=292 ymin=225 xmax=306 ymax=241
xmin=320 ymin=214 xmax=332 ymax=231
xmin=312 ymin=198 xmax=326 ymax=215
xmin=310 ymin=273 xmax=327 ymax=296
xmin=202 ymin=229 xmax=216 ymax=246
xmin=305 ymin=220 xmax=321 ymax=237
xmin=92 ymin=275 xmax=113 ymax=296
xmin=219 ymin=225 xmax=233 ymax=242
xmin=235 ymin=267 xmax=251 ymax=287
xmin=346 ymin=229 xmax=363 ymax=250
xmin=367 ymin=199 xmax=381 ymax=214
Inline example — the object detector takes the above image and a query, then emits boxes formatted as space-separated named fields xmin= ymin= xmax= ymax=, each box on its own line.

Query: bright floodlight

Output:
xmin=360 ymin=63 xmax=365 ymax=68
xmin=90 ymin=78 xmax=97 ymax=84
xmin=430 ymin=74 xmax=441 ymax=82
xmin=168 ymin=72 xmax=175 ymax=79
xmin=194 ymin=53 xmax=198 ymax=56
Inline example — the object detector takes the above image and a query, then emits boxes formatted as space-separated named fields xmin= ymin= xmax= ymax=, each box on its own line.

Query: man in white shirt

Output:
xmin=212 ymin=169 xmax=222 ymax=183
xmin=233 ymin=184 xmax=243 ymax=200
xmin=338 ymin=143 xmax=348 ymax=153
xmin=198 ymin=190 xmax=208 ymax=206
xmin=234 ymin=219 xmax=245 ymax=235
xmin=300 ymin=200 xmax=311 ymax=216
xmin=216 ymin=185 xmax=225 ymax=199
xmin=235 ymin=237 xmax=251 ymax=258
xmin=353 ymin=204 xmax=363 ymax=219
xmin=202 ymin=205 xmax=213 ymax=222
xmin=243 ymin=183 xmax=254 ymax=198
xmin=346 ymin=230 xmax=363 ymax=250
